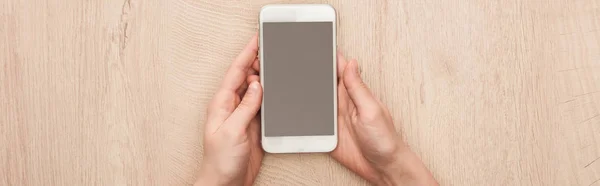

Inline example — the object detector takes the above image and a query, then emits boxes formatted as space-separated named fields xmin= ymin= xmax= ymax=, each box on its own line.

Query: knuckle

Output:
xmin=238 ymin=98 xmax=258 ymax=111
xmin=350 ymin=79 xmax=368 ymax=92
xmin=238 ymin=99 xmax=252 ymax=111
xmin=349 ymin=81 xmax=365 ymax=92
xmin=362 ymin=109 xmax=384 ymax=123
xmin=358 ymin=80 xmax=369 ymax=89
xmin=222 ymin=127 xmax=243 ymax=140
xmin=377 ymin=140 xmax=400 ymax=157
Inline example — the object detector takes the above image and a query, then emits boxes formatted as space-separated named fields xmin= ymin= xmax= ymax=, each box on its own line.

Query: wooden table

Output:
xmin=2 ymin=0 xmax=599 ymax=185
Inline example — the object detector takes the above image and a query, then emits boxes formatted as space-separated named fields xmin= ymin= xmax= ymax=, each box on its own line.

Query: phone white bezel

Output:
xmin=259 ymin=4 xmax=337 ymax=153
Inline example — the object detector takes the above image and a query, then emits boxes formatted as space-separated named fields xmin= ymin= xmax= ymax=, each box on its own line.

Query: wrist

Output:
xmin=195 ymin=163 xmax=232 ymax=186
xmin=377 ymin=145 xmax=438 ymax=186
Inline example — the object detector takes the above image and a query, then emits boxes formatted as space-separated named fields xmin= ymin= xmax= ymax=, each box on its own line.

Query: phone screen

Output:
xmin=262 ymin=22 xmax=335 ymax=137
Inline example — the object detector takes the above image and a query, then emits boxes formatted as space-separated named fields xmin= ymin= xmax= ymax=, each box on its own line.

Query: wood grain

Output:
xmin=1 ymin=0 xmax=599 ymax=185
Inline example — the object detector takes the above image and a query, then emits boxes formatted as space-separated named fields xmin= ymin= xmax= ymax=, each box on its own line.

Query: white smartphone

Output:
xmin=259 ymin=4 xmax=337 ymax=153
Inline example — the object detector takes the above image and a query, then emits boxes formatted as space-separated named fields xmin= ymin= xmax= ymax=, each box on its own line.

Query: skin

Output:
xmin=331 ymin=53 xmax=438 ymax=186
xmin=196 ymin=34 xmax=438 ymax=186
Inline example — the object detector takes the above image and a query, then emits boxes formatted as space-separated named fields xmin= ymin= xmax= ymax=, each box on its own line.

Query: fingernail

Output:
xmin=249 ymin=82 xmax=259 ymax=93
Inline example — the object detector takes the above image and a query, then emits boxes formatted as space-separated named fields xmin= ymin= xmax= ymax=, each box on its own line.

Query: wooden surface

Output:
xmin=1 ymin=0 xmax=599 ymax=185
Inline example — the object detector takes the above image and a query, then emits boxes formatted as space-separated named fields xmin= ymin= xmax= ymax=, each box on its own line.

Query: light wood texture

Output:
xmin=1 ymin=0 xmax=599 ymax=185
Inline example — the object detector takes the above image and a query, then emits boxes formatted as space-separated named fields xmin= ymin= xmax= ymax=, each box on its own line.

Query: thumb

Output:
xmin=343 ymin=60 xmax=380 ymax=113
xmin=226 ymin=81 xmax=263 ymax=129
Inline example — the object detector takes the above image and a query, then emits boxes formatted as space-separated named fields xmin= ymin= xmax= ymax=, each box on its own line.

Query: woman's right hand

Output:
xmin=331 ymin=52 xmax=438 ymax=186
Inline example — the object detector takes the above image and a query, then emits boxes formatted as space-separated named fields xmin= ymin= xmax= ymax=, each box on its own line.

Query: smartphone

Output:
xmin=259 ymin=4 xmax=337 ymax=153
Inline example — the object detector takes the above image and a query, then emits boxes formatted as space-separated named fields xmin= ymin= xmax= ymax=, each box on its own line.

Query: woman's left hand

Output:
xmin=196 ymin=34 xmax=263 ymax=186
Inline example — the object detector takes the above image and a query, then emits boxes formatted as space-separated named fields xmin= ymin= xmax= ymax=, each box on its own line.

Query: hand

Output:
xmin=331 ymin=52 xmax=438 ymax=186
xmin=196 ymin=34 xmax=263 ymax=186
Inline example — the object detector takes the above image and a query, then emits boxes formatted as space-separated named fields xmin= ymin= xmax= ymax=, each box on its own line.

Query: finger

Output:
xmin=247 ymin=74 xmax=260 ymax=84
xmin=226 ymin=81 xmax=263 ymax=129
xmin=337 ymin=51 xmax=348 ymax=79
xmin=237 ymin=59 xmax=260 ymax=100
xmin=343 ymin=60 xmax=380 ymax=113
xmin=337 ymin=74 xmax=350 ymax=116
xmin=220 ymin=34 xmax=259 ymax=91
xmin=237 ymin=81 xmax=249 ymax=99
xmin=207 ymin=90 xmax=237 ymax=125
xmin=248 ymin=117 xmax=262 ymax=146
xmin=239 ymin=59 xmax=259 ymax=97
xmin=252 ymin=58 xmax=260 ymax=72
xmin=249 ymin=58 xmax=259 ymax=74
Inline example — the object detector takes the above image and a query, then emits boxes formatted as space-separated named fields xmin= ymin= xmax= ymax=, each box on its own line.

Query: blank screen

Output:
xmin=262 ymin=22 xmax=335 ymax=137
